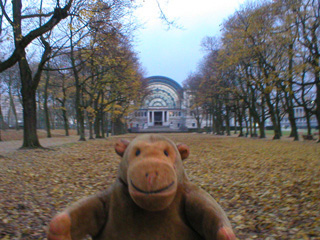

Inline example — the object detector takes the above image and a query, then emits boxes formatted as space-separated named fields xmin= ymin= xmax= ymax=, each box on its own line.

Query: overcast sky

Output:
xmin=133 ymin=0 xmax=246 ymax=85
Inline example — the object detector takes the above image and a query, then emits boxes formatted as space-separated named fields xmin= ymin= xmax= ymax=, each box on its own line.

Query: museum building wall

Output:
xmin=128 ymin=76 xmax=199 ymax=132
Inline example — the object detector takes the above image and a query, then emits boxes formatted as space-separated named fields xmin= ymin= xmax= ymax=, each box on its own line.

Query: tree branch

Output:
xmin=0 ymin=0 xmax=13 ymax=26
xmin=0 ymin=0 xmax=73 ymax=72
xmin=32 ymin=36 xmax=52 ymax=91
xmin=21 ymin=12 xmax=54 ymax=19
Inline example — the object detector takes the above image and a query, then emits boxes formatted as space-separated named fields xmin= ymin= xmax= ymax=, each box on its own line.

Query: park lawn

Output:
xmin=265 ymin=130 xmax=292 ymax=137
xmin=264 ymin=129 xmax=318 ymax=138
xmin=0 ymin=133 xmax=319 ymax=239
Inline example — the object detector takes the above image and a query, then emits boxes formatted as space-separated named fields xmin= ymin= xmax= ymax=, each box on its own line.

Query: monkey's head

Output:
xmin=115 ymin=134 xmax=189 ymax=212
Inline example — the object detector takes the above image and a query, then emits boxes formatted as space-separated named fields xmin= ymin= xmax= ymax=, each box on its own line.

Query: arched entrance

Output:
xmin=129 ymin=76 xmax=186 ymax=132
xmin=143 ymin=76 xmax=182 ymax=128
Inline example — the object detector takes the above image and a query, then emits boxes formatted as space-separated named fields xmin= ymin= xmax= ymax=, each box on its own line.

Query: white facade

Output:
xmin=128 ymin=76 xmax=200 ymax=132
xmin=276 ymin=107 xmax=317 ymax=129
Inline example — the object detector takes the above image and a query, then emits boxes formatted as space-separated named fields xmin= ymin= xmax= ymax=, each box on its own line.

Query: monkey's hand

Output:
xmin=217 ymin=226 xmax=236 ymax=240
xmin=47 ymin=212 xmax=72 ymax=240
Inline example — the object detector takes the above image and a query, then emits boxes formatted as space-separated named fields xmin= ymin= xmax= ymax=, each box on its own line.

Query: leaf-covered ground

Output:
xmin=0 ymin=133 xmax=319 ymax=240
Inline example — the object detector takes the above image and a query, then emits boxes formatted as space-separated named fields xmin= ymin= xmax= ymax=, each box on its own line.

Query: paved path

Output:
xmin=0 ymin=135 xmax=81 ymax=155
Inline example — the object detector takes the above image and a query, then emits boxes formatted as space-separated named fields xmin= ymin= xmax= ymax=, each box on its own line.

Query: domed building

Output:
xmin=128 ymin=76 xmax=196 ymax=132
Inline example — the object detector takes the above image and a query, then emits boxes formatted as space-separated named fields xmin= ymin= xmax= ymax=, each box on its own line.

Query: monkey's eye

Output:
xmin=135 ymin=149 xmax=141 ymax=156
xmin=164 ymin=150 xmax=169 ymax=157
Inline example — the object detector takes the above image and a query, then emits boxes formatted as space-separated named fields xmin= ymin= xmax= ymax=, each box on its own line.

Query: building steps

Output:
xmin=130 ymin=126 xmax=186 ymax=133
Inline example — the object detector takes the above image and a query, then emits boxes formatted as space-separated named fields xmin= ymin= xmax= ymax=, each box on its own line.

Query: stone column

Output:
xmin=162 ymin=111 xmax=165 ymax=124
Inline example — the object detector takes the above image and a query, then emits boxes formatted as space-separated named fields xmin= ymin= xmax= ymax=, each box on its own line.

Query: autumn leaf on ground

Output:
xmin=0 ymin=133 xmax=319 ymax=239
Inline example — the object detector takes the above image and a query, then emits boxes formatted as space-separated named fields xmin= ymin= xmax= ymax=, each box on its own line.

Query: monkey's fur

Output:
xmin=48 ymin=134 xmax=235 ymax=240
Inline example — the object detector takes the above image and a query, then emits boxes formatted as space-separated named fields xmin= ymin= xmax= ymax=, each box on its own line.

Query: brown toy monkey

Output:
xmin=47 ymin=134 xmax=235 ymax=240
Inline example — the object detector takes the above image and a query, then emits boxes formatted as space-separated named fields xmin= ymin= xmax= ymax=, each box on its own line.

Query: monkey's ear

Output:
xmin=177 ymin=143 xmax=190 ymax=160
xmin=115 ymin=139 xmax=130 ymax=157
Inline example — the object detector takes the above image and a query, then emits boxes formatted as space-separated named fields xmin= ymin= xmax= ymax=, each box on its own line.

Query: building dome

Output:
xmin=143 ymin=76 xmax=182 ymax=109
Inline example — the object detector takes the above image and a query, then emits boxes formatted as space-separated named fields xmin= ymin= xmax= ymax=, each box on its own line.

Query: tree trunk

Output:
xmin=89 ymin=117 xmax=94 ymax=139
xmin=205 ymin=111 xmax=208 ymax=130
xmin=260 ymin=96 xmax=266 ymax=138
xmin=44 ymin=67 xmax=51 ymax=138
xmin=12 ymin=0 xmax=52 ymax=148
xmin=238 ymin=117 xmax=243 ymax=137
xmin=265 ymin=93 xmax=281 ymax=139
xmin=0 ymin=96 xmax=5 ymax=129
xmin=7 ymin=105 xmax=11 ymax=126
xmin=61 ymin=87 xmax=69 ymax=136
xmin=245 ymin=116 xmax=249 ymax=137
xmin=36 ymin=90 xmax=43 ymax=129
xmin=196 ymin=116 xmax=201 ymax=132
xmin=209 ymin=109 xmax=213 ymax=133
xmin=76 ymin=121 xmax=80 ymax=135
xmin=101 ymin=110 xmax=105 ymax=138
xmin=8 ymin=83 xmax=19 ymax=130
xmin=288 ymin=107 xmax=298 ymax=140
xmin=315 ymin=77 xmax=320 ymax=142
xmin=275 ymin=90 xmax=282 ymax=138
xmin=217 ymin=100 xmax=224 ymax=135
xmin=20 ymin=63 xmax=41 ymax=148
xmin=212 ymin=114 xmax=217 ymax=134
xmin=62 ymin=109 xmax=69 ymax=136
xmin=70 ymin=29 xmax=85 ymax=141
xmin=106 ymin=112 xmax=110 ymax=137
xmin=252 ymin=118 xmax=258 ymax=137
xmin=113 ymin=117 xmax=127 ymax=135
xmin=75 ymin=83 xmax=85 ymax=141
xmin=50 ymin=99 xmax=55 ymax=130
xmin=305 ymin=110 xmax=312 ymax=136
xmin=95 ymin=115 xmax=102 ymax=138
xmin=0 ymin=96 xmax=4 ymax=141
xmin=249 ymin=115 xmax=252 ymax=137
xmin=237 ymin=105 xmax=244 ymax=137
xmin=259 ymin=121 xmax=266 ymax=138
xmin=287 ymin=43 xmax=299 ymax=141
xmin=225 ymin=106 xmax=231 ymax=136
xmin=99 ymin=92 xmax=105 ymax=138
xmin=234 ymin=111 xmax=237 ymax=134
xmin=94 ymin=103 xmax=102 ymax=138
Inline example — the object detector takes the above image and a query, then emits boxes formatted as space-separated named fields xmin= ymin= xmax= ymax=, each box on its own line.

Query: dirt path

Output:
xmin=0 ymin=131 xmax=317 ymax=156
xmin=0 ymin=135 xmax=81 ymax=155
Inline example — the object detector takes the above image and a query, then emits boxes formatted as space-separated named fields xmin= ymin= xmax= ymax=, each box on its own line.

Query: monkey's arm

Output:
xmin=184 ymin=184 xmax=235 ymax=240
xmin=48 ymin=190 xmax=111 ymax=240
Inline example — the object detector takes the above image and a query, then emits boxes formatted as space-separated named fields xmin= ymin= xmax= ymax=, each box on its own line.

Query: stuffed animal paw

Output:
xmin=47 ymin=212 xmax=72 ymax=240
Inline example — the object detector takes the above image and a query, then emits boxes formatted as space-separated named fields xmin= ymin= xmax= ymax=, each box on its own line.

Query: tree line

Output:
xmin=184 ymin=0 xmax=319 ymax=142
xmin=0 ymin=0 xmax=148 ymax=146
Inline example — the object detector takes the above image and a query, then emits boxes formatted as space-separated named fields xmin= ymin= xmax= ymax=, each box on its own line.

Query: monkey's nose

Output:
xmin=145 ymin=171 xmax=159 ymax=188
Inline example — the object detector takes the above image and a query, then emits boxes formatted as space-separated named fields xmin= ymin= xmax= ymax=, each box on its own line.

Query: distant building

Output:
xmin=127 ymin=76 xmax=199 ymax=132
xmin=127 ymin=76 xmax=318 ymax=133
xmin=280 ymin=107 xmax=317 ymax=129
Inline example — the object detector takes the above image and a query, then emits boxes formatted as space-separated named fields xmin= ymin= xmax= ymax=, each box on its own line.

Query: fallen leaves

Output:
xmin=182 ymin=135 xmax=320 ymax=240
xmin=0 ymin=133 xmax=319 ymax=239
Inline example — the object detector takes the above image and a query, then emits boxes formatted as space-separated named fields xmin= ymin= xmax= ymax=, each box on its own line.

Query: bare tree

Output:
xmin=0 ymin=0 xmax=73 ymax=147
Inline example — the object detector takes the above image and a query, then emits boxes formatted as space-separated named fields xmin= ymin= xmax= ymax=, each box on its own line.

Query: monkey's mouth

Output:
xmin=130 ymin=180 xmax=175 ymax=194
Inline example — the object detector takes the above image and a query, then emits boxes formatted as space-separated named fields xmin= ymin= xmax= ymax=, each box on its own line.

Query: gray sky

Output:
xmin=133 ymin=0 xmax=246 ymax=85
